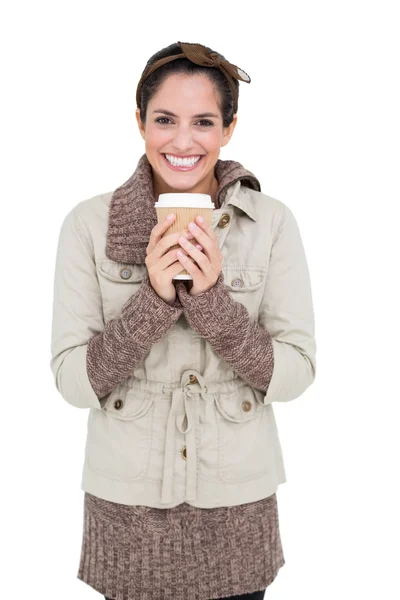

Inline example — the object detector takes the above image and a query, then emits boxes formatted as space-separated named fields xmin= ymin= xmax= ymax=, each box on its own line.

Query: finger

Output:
xmin=194 ymin=215 xmax=219 ymax=243
xmin=148 ymin=227 xmax=194 ymax=260
xmin=147 ymin=213 xmax=176 ymax=253
xmin=177 ymin=236 xmax=213 ymax=277
xmin=176 ymin=248 xmax=202 ymax=277
xmin=156 ymin=230 xmax=194 ymax=259
xmin=171 ymin=256 xmax=192 ymax=276
xmin=187 ymin=220 xmax=217 ymax=255
xmin=149 ymin=214 xmax=195 ymax=249
xmin=157 ymin=213 xmax=176 ymax=236
xmin=185 ymin=221 xmax=221 ymax=265
xmin=148 ymin=244 xmax=194 ymax=274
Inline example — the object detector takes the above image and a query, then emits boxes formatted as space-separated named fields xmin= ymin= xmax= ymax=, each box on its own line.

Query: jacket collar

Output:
xmin=105 ymin=152 xmax=261 ymax=264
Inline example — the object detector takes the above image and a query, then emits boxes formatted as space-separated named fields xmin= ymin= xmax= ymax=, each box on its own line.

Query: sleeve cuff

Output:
xmin=175 ymin=272 xmax=235 ymax=338
xmin=120 ymin=271 xmax=184 ymax=344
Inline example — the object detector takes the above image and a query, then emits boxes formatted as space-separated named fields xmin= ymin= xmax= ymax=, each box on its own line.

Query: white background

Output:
xmin=1 ymin=0 xmax=399 ymax=598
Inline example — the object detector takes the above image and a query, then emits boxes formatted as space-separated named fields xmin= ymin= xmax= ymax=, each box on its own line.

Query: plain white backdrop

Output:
xmin=1 ymin=0 xmax=399 ymax=598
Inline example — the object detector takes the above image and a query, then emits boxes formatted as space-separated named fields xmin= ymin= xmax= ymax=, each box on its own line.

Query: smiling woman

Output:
xmin=50 ymin=39 xmax=316 ymax=600
xmin=136 ymin=76 xmax=238 ymax=203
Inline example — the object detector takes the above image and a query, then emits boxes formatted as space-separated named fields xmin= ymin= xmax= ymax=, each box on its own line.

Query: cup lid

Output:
xmin=154 ymin=193 xmax=214 ymax=208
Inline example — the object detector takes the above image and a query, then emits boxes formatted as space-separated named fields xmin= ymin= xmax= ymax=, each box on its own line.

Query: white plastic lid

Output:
xmin=154 ymin=193 xmax=214 ymax=209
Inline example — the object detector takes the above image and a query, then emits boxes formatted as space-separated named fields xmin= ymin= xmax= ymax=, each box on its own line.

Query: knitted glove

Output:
xmin=174 ymin=272 xmax=274 ymax=392
xmin=87 ymin=271 xmax=183 ymax=399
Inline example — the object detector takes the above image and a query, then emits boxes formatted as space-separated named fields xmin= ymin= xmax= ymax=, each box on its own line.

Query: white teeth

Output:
xmin=165 ymin=154 xmax=202 ymax=167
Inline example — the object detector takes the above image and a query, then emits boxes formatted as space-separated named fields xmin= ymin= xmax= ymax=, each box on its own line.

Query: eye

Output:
xmin=155 ymin=117 xmax=214 ymax=127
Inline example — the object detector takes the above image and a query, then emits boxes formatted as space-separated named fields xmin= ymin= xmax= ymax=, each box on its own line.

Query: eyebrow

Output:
xmin=153 ymin=109 xmax=220 ymax=119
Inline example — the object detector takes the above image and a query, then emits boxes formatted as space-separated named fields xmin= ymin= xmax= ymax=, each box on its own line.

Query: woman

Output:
xmin=50 ymin=41 xmax=317 ymax=600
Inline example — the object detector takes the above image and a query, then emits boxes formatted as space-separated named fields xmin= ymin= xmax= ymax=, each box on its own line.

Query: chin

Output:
xmin=165 ymin=180 xmax=201 ymax=192
xmin=161 ymin=168 xmax=204 ymax=186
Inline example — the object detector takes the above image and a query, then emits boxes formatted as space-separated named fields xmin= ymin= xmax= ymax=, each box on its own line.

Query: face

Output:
xmin=136 ymin=73 xmax=237 ymax=197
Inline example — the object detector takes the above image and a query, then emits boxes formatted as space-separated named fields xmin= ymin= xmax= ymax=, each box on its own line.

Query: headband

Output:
xmin=136 ymin=41 xmax=251 ymax=114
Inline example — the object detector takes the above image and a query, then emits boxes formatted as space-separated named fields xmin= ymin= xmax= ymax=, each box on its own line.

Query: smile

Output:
xmin=162 ymin=153 xmax=205 ymax=171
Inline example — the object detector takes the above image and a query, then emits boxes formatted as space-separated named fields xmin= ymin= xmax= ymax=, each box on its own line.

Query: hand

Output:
xmin=145 ymin=214 xmax=196 ymax=304
xmin=176 ymin=215 xmax=223 ymax=296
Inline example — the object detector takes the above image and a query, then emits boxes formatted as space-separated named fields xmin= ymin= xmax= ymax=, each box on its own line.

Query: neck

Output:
xmin=152 ymin=170 xmax=220 ymax=208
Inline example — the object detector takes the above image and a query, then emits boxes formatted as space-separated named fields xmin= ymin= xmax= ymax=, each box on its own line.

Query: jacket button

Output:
xmin=188 ymin=374 xmax=198 ymax=384
xmin=231 ymin=277 xmax=244 ymax=288
xmin=241 ymin=400 xmax=252 ymax=412
xmin=181 ymin=446 xmax=187 ymax=460
xmin=114 ymin=399 xmax=124 ymax=410
xmin=120 ymin=267 xmax=132 ymax=280
xmin=217 ymin=214 xmax=230 ymax=228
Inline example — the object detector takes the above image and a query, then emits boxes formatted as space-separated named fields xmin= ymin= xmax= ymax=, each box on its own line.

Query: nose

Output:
xmin=171 ymin=125 xmax=194 ymax=155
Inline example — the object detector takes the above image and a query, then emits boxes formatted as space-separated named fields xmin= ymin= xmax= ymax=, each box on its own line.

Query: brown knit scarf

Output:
xmin=105 ymin=153 xmax=261 ymax=265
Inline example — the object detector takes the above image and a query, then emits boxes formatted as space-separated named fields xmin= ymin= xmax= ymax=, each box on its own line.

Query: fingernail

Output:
xmin=167 ymin=213 xmax=175 ymax=220
xmin=197 ymin=216 xmax=204 ymax=223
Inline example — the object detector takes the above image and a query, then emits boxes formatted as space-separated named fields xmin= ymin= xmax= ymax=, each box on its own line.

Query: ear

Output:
xmin=221 ymin=113 xmax=238 ymax=148
xmin=136 ymin=108 xmax=146 ymax=140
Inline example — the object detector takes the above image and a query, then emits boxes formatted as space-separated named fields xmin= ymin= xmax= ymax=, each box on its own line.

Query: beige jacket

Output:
xmin=50 ymin=173 xmax=316 ymax=508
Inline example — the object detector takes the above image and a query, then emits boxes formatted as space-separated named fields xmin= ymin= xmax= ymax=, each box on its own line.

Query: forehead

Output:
xmin=149 ymin=73 xmax=220 ymax=112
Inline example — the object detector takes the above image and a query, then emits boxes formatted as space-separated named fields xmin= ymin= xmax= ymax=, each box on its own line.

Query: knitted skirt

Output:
xmin=77 ymin=491 xmax=285 ymax=600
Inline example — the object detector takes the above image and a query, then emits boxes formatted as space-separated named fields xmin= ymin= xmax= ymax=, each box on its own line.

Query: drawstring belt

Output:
xmin=161 ymin=369 xmax=213 ymax=504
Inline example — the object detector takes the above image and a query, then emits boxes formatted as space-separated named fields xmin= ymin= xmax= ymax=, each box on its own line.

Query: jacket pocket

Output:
xmin=222 ymin=266 xmax=267 ymax=318
xmin=215 ymin=383 xmax=270 ymax=482
xmin=96 ymin=259 xmax=147 ymax=321
xmin=85 ymin=384 xmax=155 ymax=480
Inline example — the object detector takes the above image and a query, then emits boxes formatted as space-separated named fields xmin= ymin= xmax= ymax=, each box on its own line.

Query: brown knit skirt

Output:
xmin=77 ymin=491 xmax=285 ymax=600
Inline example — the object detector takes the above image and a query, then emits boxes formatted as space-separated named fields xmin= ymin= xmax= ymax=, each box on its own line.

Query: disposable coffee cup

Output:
xmin=154 ymin=193 xmax=215 ymax=280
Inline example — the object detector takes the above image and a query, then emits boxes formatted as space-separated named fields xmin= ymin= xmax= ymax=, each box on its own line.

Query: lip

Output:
xmin=162 ymin=153 xmax=204 ymax=172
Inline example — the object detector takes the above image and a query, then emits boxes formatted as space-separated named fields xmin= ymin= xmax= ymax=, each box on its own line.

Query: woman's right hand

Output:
xmin=145 ymin=214 xmax=198 ymax=305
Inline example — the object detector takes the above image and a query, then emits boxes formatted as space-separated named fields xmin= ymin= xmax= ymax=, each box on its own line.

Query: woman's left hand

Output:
xmin=176 ymin=216 xmax=223 ymax=296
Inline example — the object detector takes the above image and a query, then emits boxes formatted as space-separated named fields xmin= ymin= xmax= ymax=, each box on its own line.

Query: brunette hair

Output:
xmin=138 ymin=42 xmax=239 ymax=128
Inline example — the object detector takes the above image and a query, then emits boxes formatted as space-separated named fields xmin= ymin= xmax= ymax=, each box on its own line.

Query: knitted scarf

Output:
xmin=105 ymin=153 xmax=261 ymax=265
